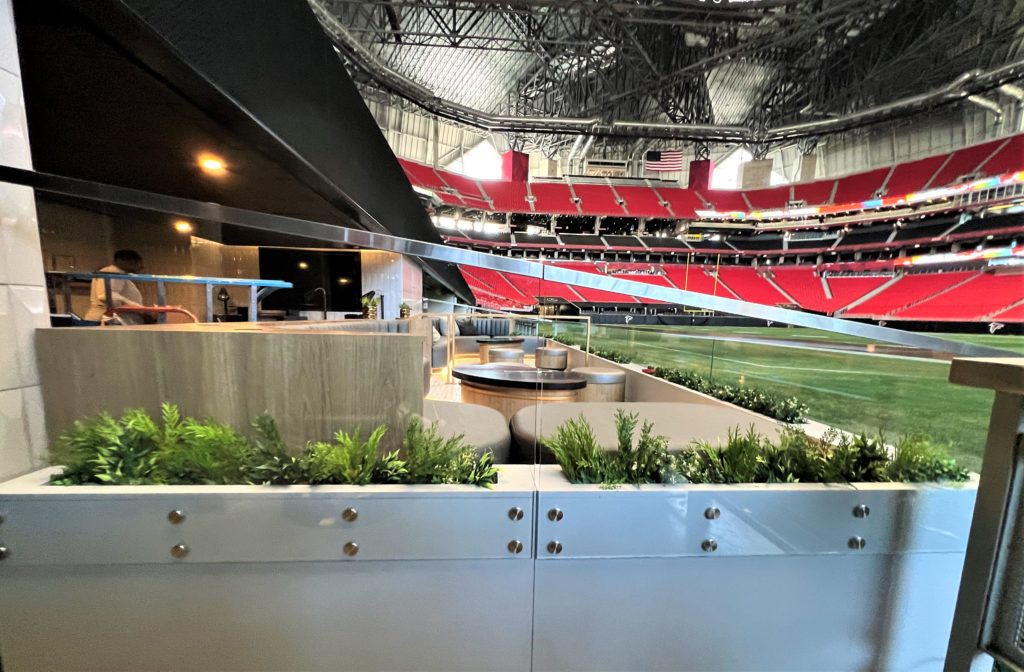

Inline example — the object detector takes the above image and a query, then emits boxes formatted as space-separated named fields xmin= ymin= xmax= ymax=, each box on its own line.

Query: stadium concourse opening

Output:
xmin=2 ymin=0 xmax=1024 ymax=670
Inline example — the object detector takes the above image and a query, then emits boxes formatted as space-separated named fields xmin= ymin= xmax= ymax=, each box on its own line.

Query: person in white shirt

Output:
xmin=84 ymin=249 xmax=149 ymax=324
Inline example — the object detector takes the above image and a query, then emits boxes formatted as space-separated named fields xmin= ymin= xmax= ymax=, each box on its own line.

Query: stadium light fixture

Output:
xmin=999 ymin=84 xmax=1024 ymax=101
xmin=967 ymin=95 xmax=1002 ymax=117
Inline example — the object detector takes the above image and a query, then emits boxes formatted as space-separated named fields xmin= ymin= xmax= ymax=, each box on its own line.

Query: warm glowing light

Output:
xmin=298 ymin=261 xmax=309 ymax=270
xmin=337 ymin=277 xmax=351 ymax=285
xmin=197 ymin=153 xmax=227 ymax=176
xmin=173 ymin=220 xmax=193 ymax=234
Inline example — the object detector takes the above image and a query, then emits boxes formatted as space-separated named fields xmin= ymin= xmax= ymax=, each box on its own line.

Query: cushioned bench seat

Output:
xmin=421 ymin=399 xmax=512 ymax=463
xmin=431 ymin=316 xmax=545 ymax=367
xmin=509 ymin=402 xmax=781 ymax=463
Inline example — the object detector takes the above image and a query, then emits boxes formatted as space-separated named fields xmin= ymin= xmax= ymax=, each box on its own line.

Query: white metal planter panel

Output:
xmin=0 ymin=467 xmax=536 ymax=564
xmin=535 ymin=466 xmax=976 ymax=558
xmin=1 ymin=560 xmax=535 ymax=672
xmin=532 ymin=553 xmax=966 ymax=672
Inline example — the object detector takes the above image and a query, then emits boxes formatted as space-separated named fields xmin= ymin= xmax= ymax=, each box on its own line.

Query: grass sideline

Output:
xmin=550 ymin=324 xmax=1022 ymax=473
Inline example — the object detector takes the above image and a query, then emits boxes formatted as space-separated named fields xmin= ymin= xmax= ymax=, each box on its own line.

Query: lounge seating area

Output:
xmin=419 ymin=315 xmax=792 ymax=464
xmin=430 ymin=315 xmax=545 ymax=367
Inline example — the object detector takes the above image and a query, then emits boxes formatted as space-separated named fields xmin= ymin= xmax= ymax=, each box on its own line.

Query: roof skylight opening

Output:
xmin=445 ymin=139 xmax=503 ymax=180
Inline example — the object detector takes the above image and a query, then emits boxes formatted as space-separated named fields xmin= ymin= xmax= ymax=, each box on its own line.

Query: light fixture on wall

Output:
xmin=196 ymin=152 xmax=228 ymax=176
xmin=337 ymin=277 xmax=351 ymax=285
xmin=298 ymin=261 xmax=310 ymax=270
xmin=173 ymin=220 xmax=194 ymax=234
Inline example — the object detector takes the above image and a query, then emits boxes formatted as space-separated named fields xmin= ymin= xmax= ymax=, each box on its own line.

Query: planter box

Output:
xmin=0 ymin=466 xmax=536 ymax=672
xmin=532 ymin=465 xmax=977 ymax=672
xmin=0 ymin=464 xmax=979 ymax=671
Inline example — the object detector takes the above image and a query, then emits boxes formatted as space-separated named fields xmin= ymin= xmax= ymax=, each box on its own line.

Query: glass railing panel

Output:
xmin=9 ymin=169 xmax=1021 ymax=485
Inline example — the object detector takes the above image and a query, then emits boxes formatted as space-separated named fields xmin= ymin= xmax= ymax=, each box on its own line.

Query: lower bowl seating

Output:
xmin=421 ymin=399 xmax=512 ymax=463
xmin=509 ymin=401 xmax=781 ymax=463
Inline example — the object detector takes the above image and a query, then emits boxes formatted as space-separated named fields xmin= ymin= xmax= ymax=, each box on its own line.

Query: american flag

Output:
xmin=644 ymin=149 xmax=684 ymax=172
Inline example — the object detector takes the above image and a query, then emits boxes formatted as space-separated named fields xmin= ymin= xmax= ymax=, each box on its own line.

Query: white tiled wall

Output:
xmin=0 ymin=0 xmax=48 ymax=481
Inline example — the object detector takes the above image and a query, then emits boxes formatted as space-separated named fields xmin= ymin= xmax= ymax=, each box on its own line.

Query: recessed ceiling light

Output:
xmin=197 ymin=152 xmax=227 ymax=176
xmin=173 ymin=220 xmax=193 ymax=234
xmin=298 ymin=261 xmax=309 ymax=270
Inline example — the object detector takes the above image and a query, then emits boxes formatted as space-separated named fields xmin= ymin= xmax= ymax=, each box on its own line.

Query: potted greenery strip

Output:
xmin=0 ymin=405 xmax=536 ymax=671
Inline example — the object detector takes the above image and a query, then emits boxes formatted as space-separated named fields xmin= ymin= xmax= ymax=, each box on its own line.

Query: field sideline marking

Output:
xmin=603 ymin=329 xmax=951 ymax=364
xmin=621 ymin=340 xmax=934 ymax=378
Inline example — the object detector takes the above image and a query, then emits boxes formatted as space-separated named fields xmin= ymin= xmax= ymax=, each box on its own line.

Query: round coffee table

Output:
xmin=452 ymin=364 xmax=587 ymax=421
xmin=476 ymin=336 xmax=525 ymax=363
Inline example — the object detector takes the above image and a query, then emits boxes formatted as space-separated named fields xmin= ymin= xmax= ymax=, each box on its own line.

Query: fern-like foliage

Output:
xmin=50 ymin=408 xmax=164 ymax=485
xmin=548 ymin=412 xmax=970 ymax=486
xmin=247 ymin=414 xmax=305 ymax=485
xmin=302 ymin=426 xmax=390 ymax=485
xmin=545 ymin=409 xmax=673 ymax=485
xmin=49 ymin=406 xmax=503 ymax=488
xmin=886 ymin=434 xmax=969 ymax=482
xmin=404 ymin=416 xmax=498 ymax=487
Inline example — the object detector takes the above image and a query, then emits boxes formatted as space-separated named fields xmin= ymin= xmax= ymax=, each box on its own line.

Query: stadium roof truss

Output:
xmin=311 ymin=0 xmax=1024 ymax=153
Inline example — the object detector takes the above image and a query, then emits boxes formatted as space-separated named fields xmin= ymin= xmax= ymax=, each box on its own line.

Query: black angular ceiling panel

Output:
xmin=13 ymin=0 xmax=470 ymax=299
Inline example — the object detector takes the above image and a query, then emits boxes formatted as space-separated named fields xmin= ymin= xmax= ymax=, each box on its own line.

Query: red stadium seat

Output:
xmin=842 ymin=272 xmax=975 ymax=318
xmin=743 ymin=186 xmax=790 ymax=210
xmin=460 ymin=257 xmax=1023 ymax=323
xmin=894 ymin=272 xmax=1024 ymax=321
xmin=976 ymin=135 xmax=1024 ymax=177
xmin=715 ymin=267 xmax=790 ymax=306
xmin=792 ymin=180 xmax=836 ymax=206
xmin=929 ymin=139 xmax=1006 ymax=188
xmin=656 ymin=187 xmax=704 ymax=218
xmin=614 ymin=185 xmax=672 ymax=217
xmin=703 ymin=190 xmax=748 ymax=213
xmin=832 ymin=168 xmax=890 ymax=204
xmin=883 ymin=155 xmax=948 ymax=197
xmin=529 ymin=183 xmax=578 ymax=214
xmin=572 ymin=184 xmax=625 ymax=216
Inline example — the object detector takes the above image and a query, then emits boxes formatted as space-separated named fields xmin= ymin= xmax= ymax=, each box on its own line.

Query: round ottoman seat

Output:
xmin=535 ymin=346 xmax=568 ymax=371
xmin=488 ymin=347 xmax=525 ymax=364
xmin=572 ymin=366 xmax=627 ymax=402
xmin=421 ymin=400 xmax=511 ymax=462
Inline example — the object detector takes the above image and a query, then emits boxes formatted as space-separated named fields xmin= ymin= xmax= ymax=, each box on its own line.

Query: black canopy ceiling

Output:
xmin=12 ymin=0 xmax=470 ymax=299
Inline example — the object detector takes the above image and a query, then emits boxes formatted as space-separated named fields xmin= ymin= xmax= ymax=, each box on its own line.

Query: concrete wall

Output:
xmin=0 ymin=0 xmax=48 ymax=481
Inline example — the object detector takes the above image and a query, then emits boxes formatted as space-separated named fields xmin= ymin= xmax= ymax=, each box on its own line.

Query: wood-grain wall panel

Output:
xmin=36 ymin=328 xmax=423 ymax=453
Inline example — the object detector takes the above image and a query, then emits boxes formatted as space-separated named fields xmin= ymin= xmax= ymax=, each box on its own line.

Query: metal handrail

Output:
xmin=46 ymin=271 xmax=292 ymax=323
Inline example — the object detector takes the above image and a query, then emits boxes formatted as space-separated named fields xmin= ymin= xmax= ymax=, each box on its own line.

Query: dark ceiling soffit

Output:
xmin=62 ymin=0 xmax=470 ymax=301
xmin=66 ymin=1 xmax=374 ymax=233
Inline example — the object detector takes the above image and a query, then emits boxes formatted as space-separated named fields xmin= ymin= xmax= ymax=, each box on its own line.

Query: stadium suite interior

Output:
xmin=1 ymin=0 xmax=1023 ymax=671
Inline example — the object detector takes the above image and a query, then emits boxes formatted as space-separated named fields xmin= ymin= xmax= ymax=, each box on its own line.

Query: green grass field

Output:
xmin=551 ymin=324 xmax=1023 ymax=472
